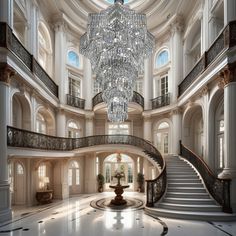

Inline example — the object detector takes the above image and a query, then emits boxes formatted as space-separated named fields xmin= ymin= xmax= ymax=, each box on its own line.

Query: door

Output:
xmin=14 ymin=163 xmax=25 ymax=205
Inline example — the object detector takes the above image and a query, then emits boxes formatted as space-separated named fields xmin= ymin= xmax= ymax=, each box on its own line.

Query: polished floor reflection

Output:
xmin=0 ymin=192 xmax=236 ymax=236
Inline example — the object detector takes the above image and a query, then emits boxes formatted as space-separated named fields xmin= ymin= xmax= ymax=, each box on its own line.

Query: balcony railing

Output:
xmin=0 ymin=22 xmax=58 ymax=97
xmin=7 ymin=126 xmax=166 ymax=207
xmin=92 ymin=91 xmax=144 ymax=108
xmin=66 ymin=94 xmax=85 ymax=109
xmin=151 ymin=93 xmax=170 ymax=110
xmin=180 ymin=141 xmax=232 ymax=213
xmin=178 ymin=20 xmax=236 ymax=97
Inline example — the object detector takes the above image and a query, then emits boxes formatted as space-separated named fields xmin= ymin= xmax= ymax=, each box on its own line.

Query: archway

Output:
xmin=103 ymin=153 xmax=134 ymax=191
xmin=12 ymin=93 xmax=31 ymax=130
xmin=156 ymin=121 xmax=170 ymax=155
xmin=68 ymin=160 xmax=81 ymax=195
xmin=183 ymin=105 xmax=204 ymax=157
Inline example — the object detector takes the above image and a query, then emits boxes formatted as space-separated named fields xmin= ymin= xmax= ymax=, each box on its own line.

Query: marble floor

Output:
xmin=0 ymin=192 xmax=236 ymax=236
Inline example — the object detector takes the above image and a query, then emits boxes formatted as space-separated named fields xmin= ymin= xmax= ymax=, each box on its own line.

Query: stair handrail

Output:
xmin=180 ymin=141 xmax=232 ymax=213
xmin=7 ymin=126 xmax=166 ymax=206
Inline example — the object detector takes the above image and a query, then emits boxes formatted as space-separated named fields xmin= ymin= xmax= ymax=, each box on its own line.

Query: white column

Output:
xmin=172 ymin=108 xmax=182 ymax=155
xmin=85 ymin=113 xmax=94 ymax=136
xmin=83 ymin=58 xmax=93 ymax=110
xmin=0 ymin=0 xmax=13 ymax=28
xmin=143 ymin=116 xmax=152 ymax=142
xmin=54 ymin=20 xmax=67 ymax=104
xmin=26 ymin=2 xmax=38 ymax=56
xmin=56 ymin=109 xmax=66 ymax=137
xmin=84 ymin=153 xmax=96 ymax=193
xmin=143 ymin=58 xmax=152 ymax=110
xmin=0 ymin=65 xmax=14 ymax=223
xmin=224 ymin=0 xmax=236 ymax=26
xmin=170 ymin=19 xmax=183 ymax=101
xmin=217 ymin=68 xmax=236 ymax=179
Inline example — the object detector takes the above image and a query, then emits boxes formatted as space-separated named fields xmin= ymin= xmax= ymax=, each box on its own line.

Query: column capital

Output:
xmin=218 ymin=64 xmax=236 ymax=88
xmin=170 ymin=15 xmax=184 ymax=36
xmin=85 ymin=112 xmax=94 ymax=120
xmin=199 ymin=85 xmax=209 ymax=97
xmin=171 ymin=107 xmax=182 ymax=115
xmin=0 ymin=63 xmax=15 ymax=84
xmin=53 ymin=13 xmax=68 ymax=33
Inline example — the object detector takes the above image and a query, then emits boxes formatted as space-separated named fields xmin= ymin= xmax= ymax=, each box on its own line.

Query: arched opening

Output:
xmin=155 ymin=49 xmax=169 ymax=68
xmin=184 ymin=20 xmax=201 ymax=75
xmin=35 ymin=108 xmax=55 ymax=135
xmin=12 ymin=93 xmax=31 ymax=130
xmin=103 ymin=153 xmax=134 ymax=190
xmin=38 ymin=21 xmax=53 ymax=76
xmin=67 ymin=50 xmax=80 ymax=68
xmin=9 ymin=161 xmax=26 ymax=205
xmin=208 ymin=89 xmax=224 ymax=173
xmin=37 ymin=162 xmax=52 ymax=191
xmin=183 ymin=105 xmax=204 ymax=157
xmin=156 ymin=121 xmax=170 ymax=155
xmin=67 ymin=120 xmax=81 ymax=138
xmin=68 ymin=160 xmax=81 ymax=195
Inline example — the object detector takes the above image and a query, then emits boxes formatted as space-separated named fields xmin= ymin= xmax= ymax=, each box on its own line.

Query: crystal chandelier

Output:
xmin=80 ymin=0 xmax=154 ymax=122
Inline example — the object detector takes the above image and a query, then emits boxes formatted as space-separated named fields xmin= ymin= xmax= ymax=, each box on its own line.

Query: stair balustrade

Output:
xmin=7 ymin=126 xmax=166 ymax=206
xmin=180 ymin=141 xmax=232 ymax=213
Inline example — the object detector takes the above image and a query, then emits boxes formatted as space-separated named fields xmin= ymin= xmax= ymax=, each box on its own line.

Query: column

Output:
xmin=224 ymin=0 xmax=236 ymax=26
xmin=143 ymin=58 xmax=153 ymax=110
xmin=84 ymin=153 xmax=96 ymax=193
xmin=56 ymin=109 xmax=66 ymax=137
xmin=54 ymin=19 xmax=67 ymax=103
xmin=26 ymin=1 xmax=38 ymax=56
xmin=170 ymin=17 xmax=183 ymax=101
xmin=83 ymin=58 xmax=93 ymax=110
xmin=0 ymin=0 xmax=13 ymax=28
xmin=172 ymin=108 xmax=182 ymax=155
xmin=143 ymin=116 xmax=152 ymax=142
xmin=218 ymin=68 xmax=236 ymax=178
xmin=85 ymin=113 xmax=94 ymax=136
xmin=0 ymin=64 xmax=15 ymax=223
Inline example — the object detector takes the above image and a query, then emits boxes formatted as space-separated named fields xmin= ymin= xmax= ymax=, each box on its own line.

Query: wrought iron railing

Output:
xmin=0 ymin=22 xmax=58 ymax=97
xmin=151 ymin=93 xmax=170 ymax=110
xmin=66 ymin=94 xmax=85 ymax=109
xmin=178 ymin=20 xmax=236 ymax=97
xmin=92 ymin=91 xmax=144 ymax=108
xmin=7 ymin=126 xmax=166 ymax=206
xmin=180 ymin=141 xmax=232 ymax=213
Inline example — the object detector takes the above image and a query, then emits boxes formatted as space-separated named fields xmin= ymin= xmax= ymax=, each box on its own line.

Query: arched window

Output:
xmin=36 ymin=113 xmax=47 ymax=134
xmin=68 ymin=121 xmax=80 ymax=138
xmin=68 ymin=161 xmax=80 ymax=186
xmin=156 ymin=122 xmax=170 ymax=154
xmin=67 ymin=51 xmax=80 ymax=68
xmin=38 ymin=22 xmax=52 ymax=75
xmin=156 ymin=50 xmax=169 ymax=68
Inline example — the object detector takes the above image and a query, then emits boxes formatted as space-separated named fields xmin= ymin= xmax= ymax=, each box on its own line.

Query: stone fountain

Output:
xmin=109 ymin=172 xmax=129 ymax=205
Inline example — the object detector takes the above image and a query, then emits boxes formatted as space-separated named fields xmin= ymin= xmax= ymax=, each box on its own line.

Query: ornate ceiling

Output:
xmin=44 ymin=0 xmax=195 ymax=36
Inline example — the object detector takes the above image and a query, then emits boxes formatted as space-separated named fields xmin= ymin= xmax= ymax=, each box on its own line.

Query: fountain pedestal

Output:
xmin=109 ymin=172 xmax=129 ymax=205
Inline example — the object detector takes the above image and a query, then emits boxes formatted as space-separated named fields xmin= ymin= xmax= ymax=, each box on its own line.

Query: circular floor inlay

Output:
xmin=90 ymin=197 xmax=144 ymax=211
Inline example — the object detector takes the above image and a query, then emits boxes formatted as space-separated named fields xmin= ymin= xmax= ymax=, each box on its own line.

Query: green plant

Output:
xmin=137 ymin=173 xmax=144 ymax=192
xmin=97 ymin=174 xmax=105 ymax=192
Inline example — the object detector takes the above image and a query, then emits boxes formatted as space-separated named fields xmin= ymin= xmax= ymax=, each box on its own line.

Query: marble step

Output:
xmin=165 ymin=192 xmax=211 ymax=199
xmin=167 ymin=175 xmax=199 ymax=179
xmin=167 ymin=187 xmax=206 ymax=193
xmin=163 ymin=197 xmax=216 ymax=205
xmin=168 ymin=183 xmax=203 ymax=188
xmin=167 ymin=178 xmax=201 ymax=183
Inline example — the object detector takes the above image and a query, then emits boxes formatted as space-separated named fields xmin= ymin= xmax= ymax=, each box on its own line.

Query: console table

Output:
xmin=36 ymin=190 xmax=53 ymax=204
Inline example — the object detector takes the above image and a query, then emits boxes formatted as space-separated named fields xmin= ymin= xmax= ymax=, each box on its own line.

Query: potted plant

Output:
xmin=137 ymin=172 xmax=145 ymax=192
xmin=97 ymin=173 xmax=105 ymax=192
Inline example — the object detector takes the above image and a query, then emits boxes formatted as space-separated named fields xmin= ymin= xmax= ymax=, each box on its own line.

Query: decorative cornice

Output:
xmin=0 ymin=63 xmax=16 ymax=84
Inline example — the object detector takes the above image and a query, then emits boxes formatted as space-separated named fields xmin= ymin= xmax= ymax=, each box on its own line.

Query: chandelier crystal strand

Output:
xmin=80 ymin=0 xmax=154 ymax=122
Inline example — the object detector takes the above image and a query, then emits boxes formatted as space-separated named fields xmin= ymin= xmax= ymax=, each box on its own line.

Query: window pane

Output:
xmin=68 ymin=51 xmax=80 ymax=67
xmin=76 ymin=169 xmax=80 ymax=185
xmin=156 ymin=50 xmax=169 ymax=67
xmin=17 ymin=163 xmax=24 ymax=175
xmin=68 ymin=169 xmax=72 ymax=186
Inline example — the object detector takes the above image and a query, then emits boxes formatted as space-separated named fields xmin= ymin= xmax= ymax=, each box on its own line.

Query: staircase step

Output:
xmin=158 ymin=203 xmax=221 ymax=212
xmin=168 ymin=183 xmax=203 ymax=188
xmin=145 ymin=208 xmax=236 ymax=221
xmin=167 ymin=179 xmax=201 ymax=183
xmin=163 ymin=197 xmax=216 ymax=205
xmin=167 ymin=187 xmax=206 ymax=193
xmin=166 ymin=192 xmax=211 ymax=199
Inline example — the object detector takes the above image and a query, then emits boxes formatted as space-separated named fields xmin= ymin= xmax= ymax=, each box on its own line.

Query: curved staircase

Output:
xmin=145 ymin=156 xmax=236 ymax=221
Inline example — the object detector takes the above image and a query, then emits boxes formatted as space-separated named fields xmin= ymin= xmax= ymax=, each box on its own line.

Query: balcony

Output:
xmin=66 ymin=94 xmax=85 ymax=109
xmin=178 ymin=20 xmax=236 ymax=97
xmin=0 ymin=22 xmax=58 ymax=97
xmin=151 ymin=93 xmax=170 ymax=110
xmin=92 ymin=91 xmax=144 ymax=108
